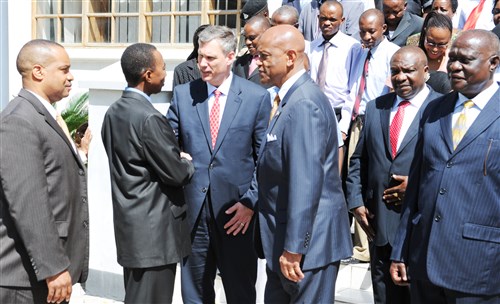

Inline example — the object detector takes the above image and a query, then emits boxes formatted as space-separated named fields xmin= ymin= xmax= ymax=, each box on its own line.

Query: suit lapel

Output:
xmin=440 ymin=92 xmax=459 ymax=154
xmin=379 ymin=94 xmax=394 ymax=159
xmin=391 ymin=13 xmax=411 ymax=40
xmin=453 ymin=88 xmax=500 ymax=154
xmin=213 ymin=79 xmax=243 ymax=153
xmin=192 ymin=81 xmax=212 ymax=151
xmin=20 ymin=89 xmax=85 ymax=169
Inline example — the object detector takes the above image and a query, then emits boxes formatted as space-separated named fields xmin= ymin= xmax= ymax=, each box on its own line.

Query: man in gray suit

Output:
xmin=256 ymin=25 xmax=352 ymax=303
xmin=346 ymin=46 xmax=441 ymax=304
xmin=0 ymin=39 xmax=89 ymax=303
xmin=102 ymin=43 xmax=195 ymax=303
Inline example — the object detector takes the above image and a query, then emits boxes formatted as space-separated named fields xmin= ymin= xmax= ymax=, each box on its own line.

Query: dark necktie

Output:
xmin=352 ymin=50 xmax=371 ymax=120
xmin=389 ymin=100 xmax=410 ymax=158
xmin=209 ymin=89 xmax=221 ymax=149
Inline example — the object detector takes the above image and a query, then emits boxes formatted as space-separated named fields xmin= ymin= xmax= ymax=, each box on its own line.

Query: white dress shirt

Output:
xmin=308 ymin=31 xmax=361 ymax=110
xmin=206 ymin=72 xmax=234 ymax=126
xmin=452 ymin=82 xmax=499 ymax=130
xmin=389 ymin=85 xmax=429 ymax=150
xmin=340 ymin=38 xmax=400 ymax=134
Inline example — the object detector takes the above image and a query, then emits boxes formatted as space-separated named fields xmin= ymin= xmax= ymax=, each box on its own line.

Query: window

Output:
xmin=34 ymin=0 xmax=242 ymax=46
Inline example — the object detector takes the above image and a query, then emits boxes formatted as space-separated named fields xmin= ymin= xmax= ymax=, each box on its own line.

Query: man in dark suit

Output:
xmin=102 ymin=43 xmax=194 ymax=303
xmin=0 ymin=39 xmax=88 ymax=304
xmin=256 ymin=25 xmax=352 ymax=303
xmin=390 ymin=30 xmax=500 ymax=303
xmin=168 ymin=25 xmax=270 ymax=304
xmin=233 ymin=15 xmax=271 ymax=87
xmin=347 ymin=46 xmax=441 ymax=304
xmin=383 ymin=0 xmax=424 ymax=46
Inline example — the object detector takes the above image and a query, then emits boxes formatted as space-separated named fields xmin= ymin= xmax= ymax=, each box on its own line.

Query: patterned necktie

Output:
xmin=352 ymin=50 xmax=371 ymax=120
xmin=316 ymin=40 xmax=331 ymax=90
xmin=463 ymin=0 xmax=486 ymax=30
xmin=452 ymin=100 xmax=475 ymax=150
xmin=269 ymin=94 xmax=281 ymax=123
xmin=389 ymin=100 xmax=410 ymax=158
xmin=248 ymin=55 xmax=259 ymax=77
xmin=209 ymin=89 xmax=221 ymax=149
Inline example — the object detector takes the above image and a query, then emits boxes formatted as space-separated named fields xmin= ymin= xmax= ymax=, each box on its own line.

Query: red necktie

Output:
xmin=463 ymin=0 xmax=486 ymax=30
xmin=390 ymin=100 xmax=410 ymax=158
xmin=248 ymin=55 xmax=259 ymax=77
xmin=352 ymin=50 xmax=371 ymax=120
xmin=209 ymin=89 xmax=221 ymax=149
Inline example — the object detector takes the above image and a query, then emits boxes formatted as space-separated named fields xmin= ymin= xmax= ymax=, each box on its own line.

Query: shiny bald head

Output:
xmin=256 ymin=25 xmax=306 ymax=88
xmin=390 ymin=46 xmax=429 ymax=99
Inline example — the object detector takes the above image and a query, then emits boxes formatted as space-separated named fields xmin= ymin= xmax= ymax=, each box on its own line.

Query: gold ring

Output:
xmin=394 ymin=193 xmax=399 ymax=198
xmin=240 ymin=222 xmax=245 ymax=226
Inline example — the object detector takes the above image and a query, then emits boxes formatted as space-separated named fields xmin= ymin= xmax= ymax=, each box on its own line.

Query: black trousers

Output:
xmin=123 ymin=264 xmax=176 ymax=304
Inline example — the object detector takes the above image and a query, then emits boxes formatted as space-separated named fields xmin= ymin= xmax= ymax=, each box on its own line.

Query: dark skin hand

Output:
xmin=352 ymin=206 xmax=376 ymax=241
xmin=390 ymin=261 xmax=410 ymax=286
xmin=382 ymin=174 xmax=408 ymax=204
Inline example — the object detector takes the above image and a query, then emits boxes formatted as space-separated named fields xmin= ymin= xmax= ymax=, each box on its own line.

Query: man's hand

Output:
xmin=180 ymin=152 xmax=192 ymax=161
xmin=46 ymin=270 xmax=72 ymax=304
xmin=383 ymin=174 xmax=408 ymax=204
xmin=390 ymin=262 xmax=410 ymax=286
xmin=341 ymin=132 xmax=347 ymax=142
xmin=224 ymin=202 xmax=254 ymax=235
xmin=279 ymin=250 xmax=304 ymax=283
xmin=352 ymin=206 xmax=375 ymax=241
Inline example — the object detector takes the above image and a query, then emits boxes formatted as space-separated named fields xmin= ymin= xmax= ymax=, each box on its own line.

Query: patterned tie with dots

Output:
xmin=209 ymin=89 xmax=221 ymax=149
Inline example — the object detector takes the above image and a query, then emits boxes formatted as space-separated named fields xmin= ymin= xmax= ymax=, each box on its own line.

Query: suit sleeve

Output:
xmin=167 ymin=88 xmax=181 ymax=144
xmin=0 ymin=115 xmax=70 ymax=281
xmin=282 ymin=99 xmax=327 ymax=254
xmin=142 ymin=112 xmax=194 ymax=187
xmin=239 ymin=91 xmax=271 ymax=209
xmin=346 ymin=109 xmax=370 ymax=210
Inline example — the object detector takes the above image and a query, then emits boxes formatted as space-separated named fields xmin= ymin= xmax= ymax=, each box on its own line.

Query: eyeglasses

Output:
xmin=424 ymin=38 xmax=448 ymax=49
xmin=492 ymin=8 xmax=500 ymax=15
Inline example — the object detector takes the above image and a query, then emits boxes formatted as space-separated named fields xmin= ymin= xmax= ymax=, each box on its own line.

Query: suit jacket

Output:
xmin=101 ymin=90 xmax=194 ymax=268
xmin=167 ymin=75 xmax=271 ymax=233
xmin=0 ymin=89 xmax=89 ymax=287
xmin=391 ymin=88 xmax=500 ymax=296
xmin=172 ymin=58 xmax=201 ymax=89
xmin=257 ymin=73 xmax=352 ymax=272
xmin=385 ymin=12 xmax=424 ymax=47
xmin=232 ymin=53 xmax=270 ymax=88
xmin=346 ymin=87 xmax=441 ymax=247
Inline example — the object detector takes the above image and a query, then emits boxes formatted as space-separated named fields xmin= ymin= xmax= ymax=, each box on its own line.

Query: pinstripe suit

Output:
xmin=0 ymin=90 xmax=89 ymax=295
xmin=391 ymin=87 xmax=500 ymax=298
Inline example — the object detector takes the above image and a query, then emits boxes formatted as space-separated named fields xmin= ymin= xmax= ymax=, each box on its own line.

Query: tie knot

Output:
xmin=399 ymin=100 xmax=411 ymax=108
xmin=463 ymin=100 xmax=474 ymax=109
xmin=322 ymin=40 xmax=331 ymax=49
xmin=273 ymin=94 xmax=281 ymax=106
xmin=214 ymin=89 xmax=221 ymax=98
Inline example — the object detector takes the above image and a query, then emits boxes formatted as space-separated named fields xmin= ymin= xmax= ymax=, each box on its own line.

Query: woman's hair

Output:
xmin=418 ymin=11 xmax=453 ymax=51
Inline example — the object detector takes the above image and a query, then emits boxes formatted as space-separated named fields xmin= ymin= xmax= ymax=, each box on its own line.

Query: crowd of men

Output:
xmin=0 ymin=0 xmax=498 ymax=303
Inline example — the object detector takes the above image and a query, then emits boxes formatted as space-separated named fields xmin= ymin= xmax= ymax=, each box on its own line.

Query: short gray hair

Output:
xmin=198 ymin=25 xmax=237 ymax=55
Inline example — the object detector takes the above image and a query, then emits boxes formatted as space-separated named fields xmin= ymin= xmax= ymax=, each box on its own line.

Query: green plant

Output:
xmin=61 ymin=91 xmax=89 ymax=136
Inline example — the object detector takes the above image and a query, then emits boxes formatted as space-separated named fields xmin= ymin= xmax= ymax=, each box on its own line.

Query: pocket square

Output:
xmin=267 ymin=133 xmax=277 ymax=142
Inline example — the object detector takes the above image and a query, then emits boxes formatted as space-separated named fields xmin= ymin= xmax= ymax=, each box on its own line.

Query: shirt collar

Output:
xmin=207 ymin=72 xmax=233 ymax=96
xmin=456 ymin=81 xmax=499 ymax=110
xmin=26 ymin=90 xmax=57 ymax=120
xmin=278 ymin=69 xmax=307 ymax=101
xmin=395 ymin=85 xmax=430 ymax=108
xmin=125 ymin=87 xmax=152 ymax=103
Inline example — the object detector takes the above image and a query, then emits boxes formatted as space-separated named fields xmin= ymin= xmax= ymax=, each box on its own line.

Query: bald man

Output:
xmin=256 ymin=25 xmax=352 ymax=303
xmin=233 ymin=15 xmax=271 ymax=87
xmin=390 ymin=30 xmax=500 ymax=303
xmin=0 ymin=40 xmax=88 ymax=303
xmin=383 ymin=0 xmax=424 ymax=46
xmin=346 ymin=46 xmax=441 ymax=304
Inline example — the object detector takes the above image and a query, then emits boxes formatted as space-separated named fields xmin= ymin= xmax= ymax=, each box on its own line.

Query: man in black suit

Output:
xmin=233 ymin=15 xmax=271 ymax=88
xmin=0 ymin=39 xmax=89 ymax=304
xmin=347 ymin=46 xmax=441 ymax=304
xmin=383 ymin=0 xmax=424 ymax=46
xmin=168 ymin=25 xmax=270 ymax=304
xmin=101 ymin=43 xmax=194 ymax=303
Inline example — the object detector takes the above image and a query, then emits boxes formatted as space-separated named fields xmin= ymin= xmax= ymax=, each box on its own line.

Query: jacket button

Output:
xmin=82 ymin=197 xmax=87 ymax=203
xmin=83 ymin=220 xmax=89 ymax=228
xmin=202 ymin=187 xmax=207 ymax=193
xmin=79 ymin=169 xmax=85 ymax=176
xmin=439 ymin=188 xmax=447 ymax=195
xmin=446 ymin=161 xmax=453 ymax=168
xmin=434 ymin=215 xmax=441 ymax=222
xmin=209 ymin=163 xmax=214 ymax=170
